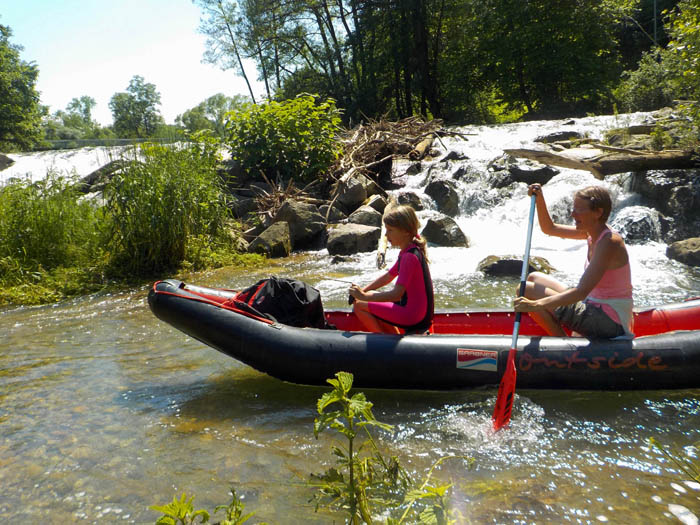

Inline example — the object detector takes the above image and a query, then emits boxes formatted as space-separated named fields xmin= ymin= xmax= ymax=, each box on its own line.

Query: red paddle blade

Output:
xmin=492 ymin=348 xmax=517 ymax=431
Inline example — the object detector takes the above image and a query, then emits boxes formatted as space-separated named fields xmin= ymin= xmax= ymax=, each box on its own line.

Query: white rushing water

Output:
xmin=316 ymin=111 xmax=698 ymax=309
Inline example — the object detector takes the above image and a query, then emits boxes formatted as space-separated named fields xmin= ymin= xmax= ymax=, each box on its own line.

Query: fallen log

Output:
xmin=504 ymin=147 xmax=698 ymax=179
xmin=409 ymin=133 xmax=435 ymax=160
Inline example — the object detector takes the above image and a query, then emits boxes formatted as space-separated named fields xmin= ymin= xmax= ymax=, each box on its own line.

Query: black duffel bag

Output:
xmin=234 ymin=276 xmax=332 ymax=329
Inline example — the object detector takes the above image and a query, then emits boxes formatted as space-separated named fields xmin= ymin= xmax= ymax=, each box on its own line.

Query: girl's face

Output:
xmin=385 ymin=224 xmax=413 ymax=248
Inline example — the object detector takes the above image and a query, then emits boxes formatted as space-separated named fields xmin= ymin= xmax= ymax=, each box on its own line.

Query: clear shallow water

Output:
xmin=2 ymin=113 xmax=700 ymax=523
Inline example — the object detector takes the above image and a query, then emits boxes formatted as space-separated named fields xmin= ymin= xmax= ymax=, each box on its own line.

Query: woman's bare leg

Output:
xmin=353 ymin=301 xmax=401 ymax=334
xmin=520 ymin=272 xmax=568 ymax=336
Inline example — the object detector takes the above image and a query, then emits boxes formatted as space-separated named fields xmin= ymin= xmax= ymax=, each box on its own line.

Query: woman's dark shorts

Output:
xmin=553 ymin=301 xmax=625 ymax=339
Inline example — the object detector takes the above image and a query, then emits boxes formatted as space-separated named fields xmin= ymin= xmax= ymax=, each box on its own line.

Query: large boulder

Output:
xmin=248 ymin=221 xmax=292 ymax=258
xmin=273 ymin=200 xmax=326 ymax=249
xmin=0 ymin=153 xmax=14 ymax=171
xmin=366 ymin=194 xmax=388 ymax=214
xmin=629 ymin=169 xmax=700 ymax=242
xmin=666 ymin=237 xmax=700 ymax=266
xmin=327 ymin=223 xmax=381 ymax=255
xmin=488 ymin=155 xmax=559 ymax=188
xmin=477 ymin=255 xmax=555 ymax=276
xmin=421 ymin=215 xmax=469 ymax=247
xmin=348 ymin=205 xmax=383 ymax=227
xmin=334 ymin=173 xmax=377 ymax=213
xmin=425 ymin=178 xmax=459 ymax=216
xmin=610 ymin=205 xmax=662 ymax=244
xmin=397 ymin=191 xmax=424 ymax=211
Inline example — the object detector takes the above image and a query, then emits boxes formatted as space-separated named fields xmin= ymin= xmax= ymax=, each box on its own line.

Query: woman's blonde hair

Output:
xmin=383 ymin=204 xmax=429 ymax=262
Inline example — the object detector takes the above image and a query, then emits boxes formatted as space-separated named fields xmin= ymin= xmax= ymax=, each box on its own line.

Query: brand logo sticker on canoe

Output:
xmin=457 ymin=348 xmax=498 ymax=371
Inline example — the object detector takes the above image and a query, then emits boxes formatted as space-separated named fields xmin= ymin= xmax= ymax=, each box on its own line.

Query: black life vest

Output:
xmin=391 ymin=246 xmax=434 ymax=333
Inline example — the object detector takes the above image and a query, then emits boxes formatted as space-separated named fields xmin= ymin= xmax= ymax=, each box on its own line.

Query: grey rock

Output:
xmin=366 ymin=194 xmax=388 ymax=214
xmin=667 ymin=237 xmax=700 ymax=266
xmin=421 ymin=215 xmax=469 ymax=247
xmin=425 ymin=178 xmax=459 ymax=216
xmin=327 ymin=223 xmax=381 ymax=255
xmin=248 ymin=221 xmax=292 ymax=258
xmin=397 ymin=191 xmax=424 ymax=211
xmin=0 ymin=153 xmax=14 ymax=171
xmin=610 ymin=205 xmax=662 ymax=244
xmin=319 ymin=203 xmax=347 ymax=223
xmin=348 ymin=205 xmax=383 ymax=227
xmin=477 ymin=255 xmax=555 ymax=276
xmin=273 ymin=200 xmax=326 ymax=249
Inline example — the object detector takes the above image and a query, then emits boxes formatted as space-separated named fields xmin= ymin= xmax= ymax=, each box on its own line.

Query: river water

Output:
xmin=2 ymin=113 xmax=700 ymax=523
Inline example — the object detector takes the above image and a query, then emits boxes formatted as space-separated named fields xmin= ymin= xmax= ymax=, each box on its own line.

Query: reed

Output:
xmin=0 ymin=172 xmax=102 ymax=278
xmin=103 ymin=135 xmax=232 ymax=276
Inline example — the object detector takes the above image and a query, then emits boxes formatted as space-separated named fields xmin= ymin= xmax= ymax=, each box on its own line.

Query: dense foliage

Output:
xmin=176 ymin=93 xmax=251 ymax=137
xmin=103 ymin=135 xmax=234 ymax=276
xmin=196 ymin=0 xmax=682 ymax=123
xmin=224 ymin=94 xmax=343 ymax=183
xmin=0 ymin=135 xmax=261 ymax=305
xmin=0 ymin=24 xmax=43 ymax=151
xmin=0 ymin=173 xmax=102 ymax=273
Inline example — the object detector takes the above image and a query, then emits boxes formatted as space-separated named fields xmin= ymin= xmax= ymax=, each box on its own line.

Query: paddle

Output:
xmin=492 ymin=193 xmax=537 ymax=431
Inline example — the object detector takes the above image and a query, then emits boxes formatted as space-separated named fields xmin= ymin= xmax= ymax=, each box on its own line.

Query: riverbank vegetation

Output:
xmin=0 ymin=134 xmax=263 ymax=306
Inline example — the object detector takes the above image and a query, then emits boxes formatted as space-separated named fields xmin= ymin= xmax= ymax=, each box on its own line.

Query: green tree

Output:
xmin=109 ymin=75 xmax=164 ymax=138
xmin=0 ymin=24 xmax=43 ymax=151
xmin=176 ymin=93 xmax=251 ymax=136
xmin=67 ymin=95 xmax=96 ymax=127
xmin=472 ymin=0 xmax=635 ymax=116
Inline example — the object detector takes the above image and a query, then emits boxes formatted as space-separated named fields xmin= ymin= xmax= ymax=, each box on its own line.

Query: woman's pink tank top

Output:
xmin=584 ymin=228 xmax=633 ymax=325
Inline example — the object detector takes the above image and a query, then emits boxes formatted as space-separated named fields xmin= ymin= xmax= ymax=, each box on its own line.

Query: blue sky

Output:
xmin=1 ymin=0 xmax=265 ymax=125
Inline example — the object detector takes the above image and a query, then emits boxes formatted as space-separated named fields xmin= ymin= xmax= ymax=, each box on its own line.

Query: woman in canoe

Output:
xmin=349 ymin=205 xmax=434 ymax=334
xmin=514 ymin=184 xmax=634 ymax=339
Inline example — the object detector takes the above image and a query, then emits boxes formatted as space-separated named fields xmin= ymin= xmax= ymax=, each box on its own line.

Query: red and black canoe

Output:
xmin=148 ymin=279 xmax=700 ymax=390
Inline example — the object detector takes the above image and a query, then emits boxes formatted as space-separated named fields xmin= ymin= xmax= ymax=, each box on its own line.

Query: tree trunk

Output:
xmin=217 ymin=0 xmax=257 ymax=104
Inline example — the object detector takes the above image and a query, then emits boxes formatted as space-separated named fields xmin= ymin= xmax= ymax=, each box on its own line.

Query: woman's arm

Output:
xmin=530 ymin=184 xmax=586 ymax=240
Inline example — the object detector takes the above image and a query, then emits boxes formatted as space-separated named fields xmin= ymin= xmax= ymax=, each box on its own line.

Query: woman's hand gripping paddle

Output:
xmin=492 ymin=194 xmax=537 ymax=431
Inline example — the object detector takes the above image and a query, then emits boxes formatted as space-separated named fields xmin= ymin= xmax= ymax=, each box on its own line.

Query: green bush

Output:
xmin=613 ymin=50 xmax=680 ymax=112
xmin=224 ymin=94 xmax=343 ymax=184
xmin=103 ymin=133 xmax=233 ymax=276
xmin=0 ymin=172 xmax=102 ymax=275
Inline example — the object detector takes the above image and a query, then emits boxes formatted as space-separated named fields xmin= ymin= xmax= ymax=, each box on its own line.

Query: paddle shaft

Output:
xmin=493 ymin=194 xmax=537 ymax=431
xmin=511 ymin=194 xmax=538 ymax=351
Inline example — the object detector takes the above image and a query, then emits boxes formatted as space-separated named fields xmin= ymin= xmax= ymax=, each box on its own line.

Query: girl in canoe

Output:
xmin=514 ymin=184 xmax=634 ymax=339
xmin=349 ymin=205 xmax=434 ymax=334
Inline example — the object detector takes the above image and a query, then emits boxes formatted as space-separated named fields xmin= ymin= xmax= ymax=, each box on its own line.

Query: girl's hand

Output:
xmin=528 ymin=183 xmax=542 ymax=198
xmin=514 ymin=296 xmax=540 ymax=312
xmin=349 ymin=284 xmax=368 ymax=301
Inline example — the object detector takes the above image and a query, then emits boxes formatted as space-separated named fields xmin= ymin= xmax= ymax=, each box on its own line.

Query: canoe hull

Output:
xmin=148 ymin=279 xmax=700 ymax=390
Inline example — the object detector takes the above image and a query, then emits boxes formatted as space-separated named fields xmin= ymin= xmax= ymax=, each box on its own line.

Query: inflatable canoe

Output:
xmin=148 ymin=279 xmax=700 ymax=390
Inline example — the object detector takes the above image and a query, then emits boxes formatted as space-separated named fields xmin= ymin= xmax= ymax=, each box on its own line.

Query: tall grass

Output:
xmin=0 ymin=173 xmax=102 ymax=278
xmin=103 ymin=134 xmax=233 ymax=276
